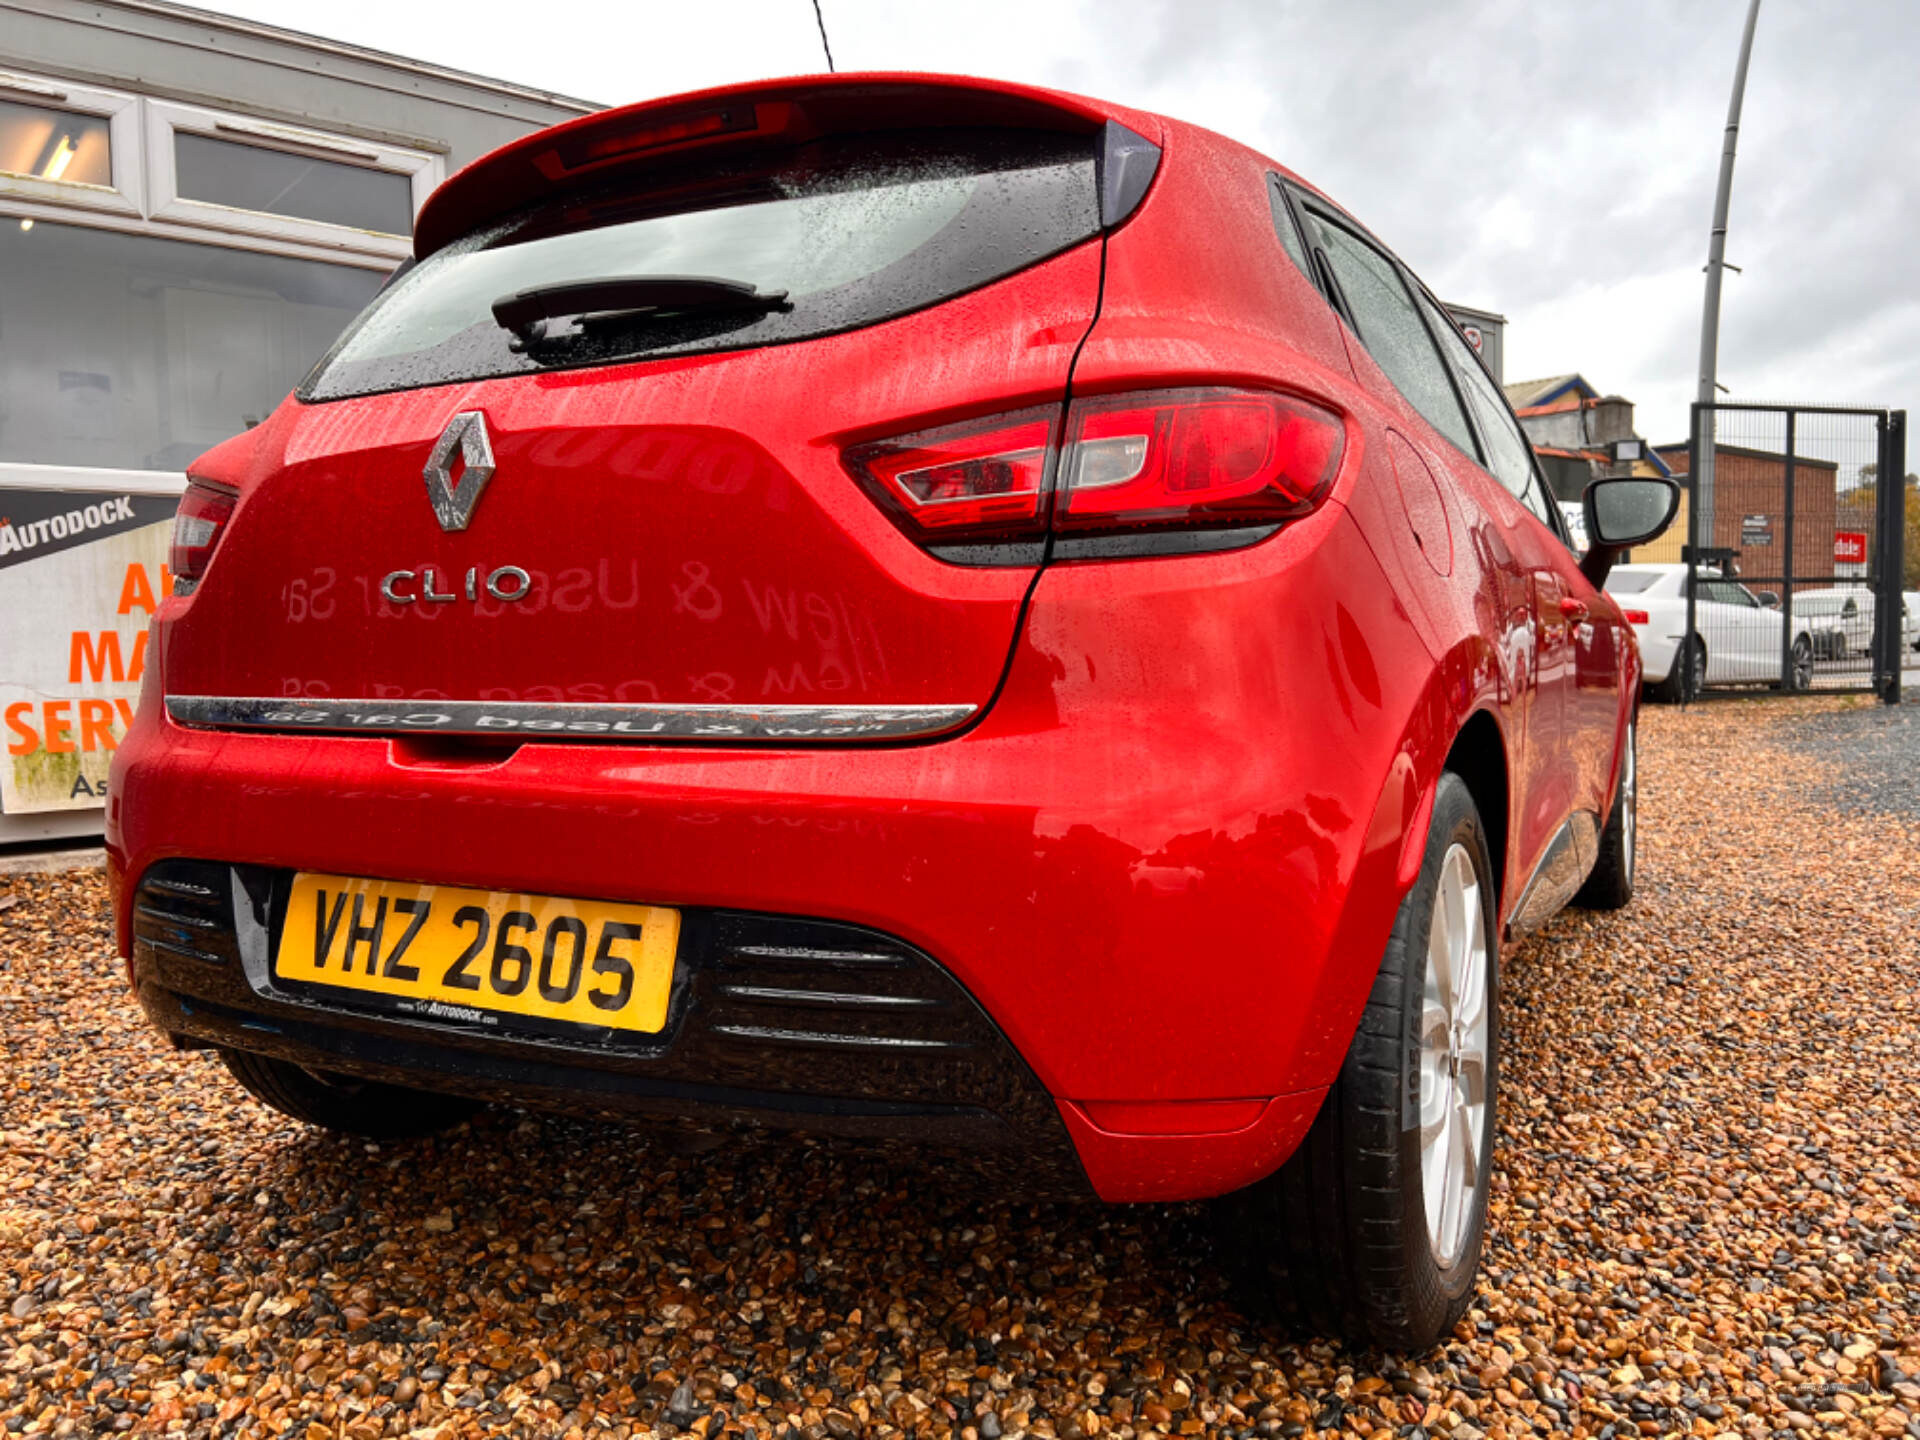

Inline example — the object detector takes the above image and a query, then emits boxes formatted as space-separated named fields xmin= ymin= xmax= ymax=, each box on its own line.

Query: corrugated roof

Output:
xmin=1502 ymin=374 xmax=1594 ymax=410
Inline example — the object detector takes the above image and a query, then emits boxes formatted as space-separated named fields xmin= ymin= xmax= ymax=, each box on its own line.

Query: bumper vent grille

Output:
xmin=703 ymin=917 xmax=973 ymax=1052
xmin=132 ymin=862 xmax=239 ymax=968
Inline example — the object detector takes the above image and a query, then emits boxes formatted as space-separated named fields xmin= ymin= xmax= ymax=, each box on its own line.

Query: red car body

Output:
xmin=109 ymin=73 xmax=1636 ymax=1203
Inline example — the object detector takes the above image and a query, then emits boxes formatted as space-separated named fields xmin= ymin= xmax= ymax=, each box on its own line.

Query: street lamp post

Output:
xmin=1694 ymin=0 xmax=1764 ymax=548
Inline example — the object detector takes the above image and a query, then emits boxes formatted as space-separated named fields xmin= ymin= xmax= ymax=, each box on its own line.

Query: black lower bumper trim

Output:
xmin=132 ymin=859 xmax=1091 ymax=1197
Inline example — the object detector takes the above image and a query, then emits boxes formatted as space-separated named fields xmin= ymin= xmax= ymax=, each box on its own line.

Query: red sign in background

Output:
xmin=1834 ymin=531 xmax=1869 ymax=565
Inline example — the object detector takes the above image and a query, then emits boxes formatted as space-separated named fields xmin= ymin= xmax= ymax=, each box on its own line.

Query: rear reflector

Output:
xmin=169 ymin=477 xmax=238 ymax=593
xmin=844 ymin=388 xmax=1344 ymax=559
xmin=1622 ymin=608 xmax=1650 ymax=626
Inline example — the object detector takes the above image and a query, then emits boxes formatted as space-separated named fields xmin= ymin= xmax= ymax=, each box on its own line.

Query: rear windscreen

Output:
xmin=302 ymin=130 xmax=1100 ymax=401
xmin=1604 ymin=572 xmax=1662 ymax=594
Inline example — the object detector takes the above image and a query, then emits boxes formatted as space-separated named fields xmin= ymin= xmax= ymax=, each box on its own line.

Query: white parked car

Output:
xmin=1795 ymin=587 xmax=1913 ymax=658
xmin=1604 ymin=563 xmax=1819 ymax=699
xmin=1795 ymin=588 xmax=1872 ymax=660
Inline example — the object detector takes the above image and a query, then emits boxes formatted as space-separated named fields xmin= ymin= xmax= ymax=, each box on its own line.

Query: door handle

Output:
xmin=1559 ymin=597 xmax=1590 ymax=622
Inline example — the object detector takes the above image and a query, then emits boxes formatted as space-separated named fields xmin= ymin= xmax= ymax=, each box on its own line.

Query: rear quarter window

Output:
xmin=303 ymin=129 xmax=1099 ymax=401
xmin=1603 ymin=571 xmax=1664 ymax=595
xmin=1303 ymin=211 xmax=1479 ymax=458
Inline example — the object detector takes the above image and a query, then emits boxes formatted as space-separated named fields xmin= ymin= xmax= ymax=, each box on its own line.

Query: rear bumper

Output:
xmin=1631 ymin=625 xmax=1678 ymax=683
xmin=132 ymin=858 xmax=1098 ymax=1194
xmin=109 ymin=511 xmax=1431 ymax=1202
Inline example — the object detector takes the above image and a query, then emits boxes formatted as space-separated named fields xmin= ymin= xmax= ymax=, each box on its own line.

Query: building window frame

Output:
xmin=0 ymin=66 xmax=441 ymax=267
xmin=0 ymin=68 xmax=144 ymax=220
xmin=143 ymin=97 xmax=439 ymax=261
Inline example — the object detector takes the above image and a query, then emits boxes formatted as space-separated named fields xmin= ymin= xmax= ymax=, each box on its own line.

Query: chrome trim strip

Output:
xmin=717 ymin=984 xmax=939 ymax=1010
xmin=1507 ymin=811 xmax=1602 ymax=936
xmin=729 ymin=944 xmax=903 ymax=966
xmin=165 ymin=695 xmax=977 ymax=742
xmin=708 ymin=1023 xmax=957 ymax=1050
xmin=141 ymin=937 xmax=226 ymax=967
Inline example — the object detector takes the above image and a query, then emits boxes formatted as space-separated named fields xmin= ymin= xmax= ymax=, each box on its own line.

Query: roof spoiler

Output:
xmin=413 ymin=72 xmax=1164 ymax=260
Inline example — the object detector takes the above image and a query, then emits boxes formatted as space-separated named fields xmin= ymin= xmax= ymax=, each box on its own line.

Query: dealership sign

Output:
xmin=1 ymin=486 xmax=179 ymax=815
xmin=1834 ymin=530 xmax=1868 ymax=566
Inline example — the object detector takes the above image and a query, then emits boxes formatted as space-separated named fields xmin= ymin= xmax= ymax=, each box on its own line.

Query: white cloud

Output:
xmin=200 ymin=0 xmax=1920 ymax=449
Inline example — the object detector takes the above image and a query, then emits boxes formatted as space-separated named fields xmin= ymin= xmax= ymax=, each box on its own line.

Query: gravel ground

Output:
xmin=3 ymin=696 xmax=1918 ymax=1440
xmin=1777 ymin=699 xmax=1920 ymax=823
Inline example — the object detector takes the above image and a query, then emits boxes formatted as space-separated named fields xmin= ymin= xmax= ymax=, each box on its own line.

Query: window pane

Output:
xmin=0 ymin=219 xmax=381 ymax=470
xmin=174 ymin=132 xmax=415 ymax=235
xmin=0 ymin=100 xmax=111 ymax=187
xmin=306 ymin=129 xmax=1099 ymax=401
xmin=1307 ymin=215 xmax=1477 ymax=456
xmin=1604 ymin=571 xmax=1661 ymax=594
xmin=1267 ymin=181 xmax=1311 ymax=276
xmin=1521 ymin=472 xmax=1560 ymax=531
xmin=1421 ymin=291 xmax=1538 ymax=501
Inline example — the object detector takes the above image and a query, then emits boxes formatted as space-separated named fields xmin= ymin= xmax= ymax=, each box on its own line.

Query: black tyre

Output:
xmin=1216 ymin=772 xmax=1497 ymax=1348
xmin=1574 ymin=718 xmax=1635 ymax=910
xmin=1786 ymin=635 xmax=1814 ymax=692
xmin=220 ymin=1048 xmax=478 ymax=1139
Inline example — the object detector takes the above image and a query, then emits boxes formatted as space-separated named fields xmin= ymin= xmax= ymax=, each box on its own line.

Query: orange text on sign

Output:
xmin=6 ymin=699 xmax=137 ymax=755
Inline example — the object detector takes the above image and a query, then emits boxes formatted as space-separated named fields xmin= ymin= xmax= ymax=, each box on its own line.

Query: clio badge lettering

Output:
xmin=380 ymin=564 xmax=532 ymax=605
xmin=381 ymin=412 xmax=534 ymax=604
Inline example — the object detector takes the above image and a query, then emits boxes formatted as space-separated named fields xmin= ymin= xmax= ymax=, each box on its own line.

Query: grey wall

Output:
xmin=1444 ymin=305 xmax=1504 ymax=385
xmin=0 ymin=0 xmax=596 ymax=170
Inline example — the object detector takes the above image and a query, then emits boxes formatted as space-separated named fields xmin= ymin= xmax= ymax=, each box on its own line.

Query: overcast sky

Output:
xmin=214 ymin=0 xmax=1920 ymax=450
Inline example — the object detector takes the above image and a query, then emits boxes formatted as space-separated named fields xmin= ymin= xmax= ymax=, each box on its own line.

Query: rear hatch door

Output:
xmin=165 ymin=113 xmax=1109 ymax=739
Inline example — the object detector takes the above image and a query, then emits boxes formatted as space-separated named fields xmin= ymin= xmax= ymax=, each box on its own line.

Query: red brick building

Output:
xmin=1654 ymin=443 xmax=1839 ymax=582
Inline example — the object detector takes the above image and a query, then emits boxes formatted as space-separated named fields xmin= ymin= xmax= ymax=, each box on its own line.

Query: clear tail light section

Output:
xmin=844 ymin=388 xmax=1344 ymax=560
xmin=169 ymin=477 xmax=239 ymax=593
xmin=844 ymin=408 xmax=1059 ymax=547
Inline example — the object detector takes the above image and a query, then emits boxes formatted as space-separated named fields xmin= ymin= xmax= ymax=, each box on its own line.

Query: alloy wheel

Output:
xmin=1418 ymin=843 xmax=1491 ymax=1268
xmin=1620 ymin=724 xmax=1636 ymax=885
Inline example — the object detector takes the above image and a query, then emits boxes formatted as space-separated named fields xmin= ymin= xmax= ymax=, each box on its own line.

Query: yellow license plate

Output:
xmin=275 ymin=873 xmax=680 ymax=1035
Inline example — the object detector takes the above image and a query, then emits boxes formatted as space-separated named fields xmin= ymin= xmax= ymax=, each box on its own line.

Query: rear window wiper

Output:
xmin=491 ymin=275 xmax=791 ymax=349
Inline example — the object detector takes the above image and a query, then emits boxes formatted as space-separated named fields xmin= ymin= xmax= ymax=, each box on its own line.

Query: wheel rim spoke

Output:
xmin=1428 ymin=883 xmax=1454 ymax=1011
xmin=1621 ymin=727 xmax=1636 ymax=877
xmin=1419 ymin=839 xmax=1491 ymax=1269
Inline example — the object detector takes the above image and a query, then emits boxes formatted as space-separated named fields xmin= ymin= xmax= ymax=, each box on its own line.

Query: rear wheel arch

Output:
xmin=1441 ymin=708 xmax=1508 ymax=914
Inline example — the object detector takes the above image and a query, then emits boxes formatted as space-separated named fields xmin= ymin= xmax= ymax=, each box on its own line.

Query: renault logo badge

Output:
xmin=422 ymin=411 xmax=495 ymax=532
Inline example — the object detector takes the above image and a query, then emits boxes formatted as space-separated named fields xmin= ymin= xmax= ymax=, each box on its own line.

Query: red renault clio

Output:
xmin=110 ymin=73 xmax=1674 ymax=1345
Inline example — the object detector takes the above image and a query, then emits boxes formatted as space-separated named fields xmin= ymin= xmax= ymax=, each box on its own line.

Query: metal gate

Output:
xmin=1680 ymin=402 xmax=1908 ymax=703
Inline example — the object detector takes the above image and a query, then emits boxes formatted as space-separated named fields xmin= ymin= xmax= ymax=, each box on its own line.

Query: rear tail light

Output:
xmin=1622 ymin=609 xmax=1650 ymax=626
xmin=844 ymin=408 xmax=1059 ymax=547
xmin=844 ymin=388 xmax=1344 ymax=560
xmin=169 ymin=477 xmax=238 ymax=594
xmin=1058 ymin=388 xmax=1344 ymax=537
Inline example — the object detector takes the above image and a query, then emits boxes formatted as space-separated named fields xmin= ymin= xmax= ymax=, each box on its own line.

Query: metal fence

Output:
xmin=1683 ymin=402 xmax=1908 ymax=704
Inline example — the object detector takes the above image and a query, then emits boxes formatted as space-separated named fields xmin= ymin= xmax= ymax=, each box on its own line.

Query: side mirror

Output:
xmin=1759 ymin=590 xmax=1780 ymax=608
xmin=1578 ymin=476 xmax=1682 ymax=587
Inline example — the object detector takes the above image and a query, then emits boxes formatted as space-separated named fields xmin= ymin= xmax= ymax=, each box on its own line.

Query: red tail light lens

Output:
xmin=845 ymin=388 xmax=1345 ymax=559
xmin=1622 ymin=608 xmax=1650 ymax=626
xmin=169 ymin=477 xmax=238 ymax=593
xmin=1059 ymin=388 xmax=1345 ymax=535
xmin=844 ymin=409 xmax=1059 ymax=545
